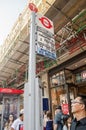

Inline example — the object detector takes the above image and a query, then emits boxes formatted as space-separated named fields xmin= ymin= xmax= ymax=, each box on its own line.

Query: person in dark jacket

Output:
xmin=53 ymin=105 xmax=63 ymax=130
xmin=70 ymin=96 xmax=86 ymax=130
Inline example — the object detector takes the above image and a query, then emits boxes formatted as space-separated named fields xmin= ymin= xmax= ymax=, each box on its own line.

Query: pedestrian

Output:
xmin=46 ymin=111 xmax=53 ymax=130
xmin=43 ymin=111 xmax=48 ymax=130
xmin=4 ymin=114 xmax=14 ymax=130
xmin=70 ymin=96 xmax=86 ymax=130
xmin=53 ymin=105 xmax=63 ymax=130
xmin=11 ymin=109 xmax=24 ymax=130
xmin=62 ymin=116 xmax=68 ymax=130
xmin=62 ymin=115 xmax=72 ymax=130
xmin=66 ymin=115 xmax=72 ymax=130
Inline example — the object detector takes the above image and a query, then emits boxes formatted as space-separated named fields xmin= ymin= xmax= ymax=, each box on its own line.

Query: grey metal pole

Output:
xmin=28 ymin=11 xmax=36 ymax=130
xmin=24 ymin=11 xmax=36 ymax=130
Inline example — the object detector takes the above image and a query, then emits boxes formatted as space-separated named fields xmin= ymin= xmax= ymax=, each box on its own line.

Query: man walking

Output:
xmin=54 ymin=105 xmax=63 ymax=130
xmin=70 ymin=96 xmax=86 ymax=130
xmin=11 ymin=109 xmax=24 ymax=130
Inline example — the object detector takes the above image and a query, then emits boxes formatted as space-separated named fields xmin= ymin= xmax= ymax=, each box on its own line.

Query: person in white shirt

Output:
xmin=43 ymin=111 xmax=48 ymax=130
xmin=11 ymin=109 xmax=24 ymax=130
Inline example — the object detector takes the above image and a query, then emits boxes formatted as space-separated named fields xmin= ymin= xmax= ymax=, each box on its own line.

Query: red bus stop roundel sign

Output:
xmin=28 ymin=3 xmax=38 ymax=13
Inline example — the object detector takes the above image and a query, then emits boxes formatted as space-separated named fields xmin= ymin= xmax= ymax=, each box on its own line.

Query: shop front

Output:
xmin=48 ymin=70 xmax=74 ymax=116
xmin=73 ymin=67 xmax=86 ymax=96
xmin=48 ymin=51 xmax=86 ymax=115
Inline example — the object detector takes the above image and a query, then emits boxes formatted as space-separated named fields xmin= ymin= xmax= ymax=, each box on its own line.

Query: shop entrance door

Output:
xmin=0 ymin=88 xmax=23 ymax=130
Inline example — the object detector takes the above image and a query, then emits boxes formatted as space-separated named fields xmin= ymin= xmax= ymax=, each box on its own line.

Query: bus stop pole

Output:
xmin=24 ymin=11 xmax=36 ymax=130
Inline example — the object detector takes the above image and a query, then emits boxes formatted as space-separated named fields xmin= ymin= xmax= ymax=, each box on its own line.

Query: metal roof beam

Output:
xmin=16 ymin=50 xmax=28 ymax=56
xmin=6 ymin=57 xmax=26 ymax=65
xmin=0 ymin=75 xmax=8 ymax=78
xmin=19 ymin=40 xmax=29 ymax=45
xmin=1 ymin=71 xmax=11 ymax=75
xmin=4 ymin=66 xmax=16 ymax=71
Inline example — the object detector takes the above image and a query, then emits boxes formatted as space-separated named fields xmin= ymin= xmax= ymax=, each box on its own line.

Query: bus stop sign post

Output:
xmin=24 ymin=3 xmax=38 ymax=130
xmin=24 ymin=3 xmax=55 ymax=130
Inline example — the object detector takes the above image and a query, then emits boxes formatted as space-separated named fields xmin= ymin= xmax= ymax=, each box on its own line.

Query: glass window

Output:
xmin=75 ymin=71 xmax=86 ymax=83
xmin=76 ymin=73 xmax=81 ymax=83
xmin=50 ymin=71 xmax=65 ymax=87
xmin=81 ymin=71 xmax=86 ymax=82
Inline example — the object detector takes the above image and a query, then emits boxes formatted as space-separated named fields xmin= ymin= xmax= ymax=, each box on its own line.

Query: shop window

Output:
xmin=81 ymin=71 xmax=86 ymax=82
xmin=76 ymin=73 xmax=81 ymax=83
xmin=60 ymin=93 xmax=74 ymax=114
xmin=49 ymin=69 xmax=76 ymax=116
xmin=51 ymin=71 xmax=65 ymax=87
xmin=75 ymin=71 xmax=86 ymax=83
xmin=51 ymin=87 xmax=64 ymax=116
xmin=65 ymin=69 xmax=74 ymax=84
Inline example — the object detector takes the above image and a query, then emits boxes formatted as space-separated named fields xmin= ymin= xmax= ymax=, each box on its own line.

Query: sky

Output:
xmin=0 ymin=0 xmax=28 ymax=45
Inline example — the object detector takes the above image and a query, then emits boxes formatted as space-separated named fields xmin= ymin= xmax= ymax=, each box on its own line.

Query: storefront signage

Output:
xmin=36 ymin=13 xmax=56 ymax=60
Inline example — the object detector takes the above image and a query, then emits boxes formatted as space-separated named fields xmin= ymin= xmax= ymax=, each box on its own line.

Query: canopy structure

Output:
xmin=0 ymin=88 xmax=24 ymax=94
xmin=0 ymin=0 xmax=85 ymax=88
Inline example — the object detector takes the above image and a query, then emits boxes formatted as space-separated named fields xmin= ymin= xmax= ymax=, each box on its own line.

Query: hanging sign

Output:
xmin=35 ymin=13 xmax=56 ymax=60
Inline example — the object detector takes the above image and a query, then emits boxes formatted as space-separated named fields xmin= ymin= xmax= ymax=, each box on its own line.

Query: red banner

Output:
xmin=62 ymin=104 xmax=69 ymax=115
xmin=0 ymin=88 xmax=24 ymax=94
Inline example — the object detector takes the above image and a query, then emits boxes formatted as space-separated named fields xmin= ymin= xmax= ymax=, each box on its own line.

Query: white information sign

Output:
xmin=36 ymin=13 xmax=56 ymax=60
